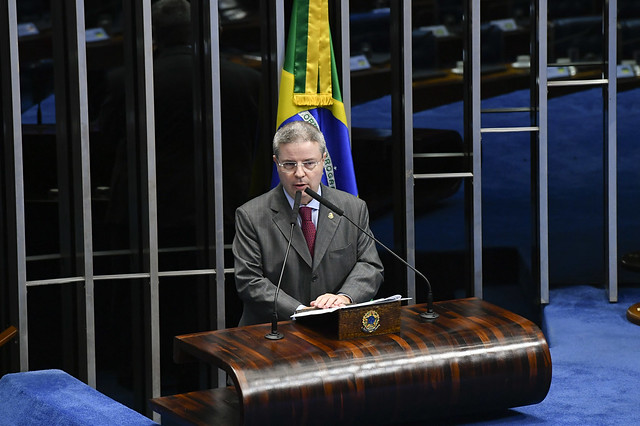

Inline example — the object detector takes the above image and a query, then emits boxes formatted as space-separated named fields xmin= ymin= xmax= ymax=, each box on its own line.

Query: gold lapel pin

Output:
xmin=328 ymin=212 xmax=334 ymax=219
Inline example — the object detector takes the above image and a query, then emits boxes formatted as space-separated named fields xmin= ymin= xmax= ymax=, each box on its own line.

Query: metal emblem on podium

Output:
xmin=361 ymin=310 xmax=381 ymax=333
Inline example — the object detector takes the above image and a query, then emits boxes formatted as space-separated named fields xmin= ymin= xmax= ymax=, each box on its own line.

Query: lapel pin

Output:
xmin=328 ymin=212 xmax=334 ymax=219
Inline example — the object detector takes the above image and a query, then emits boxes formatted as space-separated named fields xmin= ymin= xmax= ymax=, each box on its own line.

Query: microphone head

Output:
xmin=303 ymin=187 xmax=318 ymax=198
xmin=304 ymin=187 xmax=344 ymax=216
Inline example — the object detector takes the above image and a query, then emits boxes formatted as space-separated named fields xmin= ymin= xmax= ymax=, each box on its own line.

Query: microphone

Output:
xmin=304 ymin=187 xmax=439 ymax=320
xmin=266 ymin=190 xmax=302 ymax=339
xmin=290 ymin=189 xmax=302 ymax=225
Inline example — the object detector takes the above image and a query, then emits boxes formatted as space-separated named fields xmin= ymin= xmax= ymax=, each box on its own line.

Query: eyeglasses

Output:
xmin=277 ymin=160 xmax=322 ymax=172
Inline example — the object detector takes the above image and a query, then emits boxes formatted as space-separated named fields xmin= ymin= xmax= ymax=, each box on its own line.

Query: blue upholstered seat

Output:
xmin=0 ymin=369 xmax=157 ymax=426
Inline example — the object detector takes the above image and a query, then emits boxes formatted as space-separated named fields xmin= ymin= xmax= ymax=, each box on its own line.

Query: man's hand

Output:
xmin=310 ymin=293 xmax=351 ymax=309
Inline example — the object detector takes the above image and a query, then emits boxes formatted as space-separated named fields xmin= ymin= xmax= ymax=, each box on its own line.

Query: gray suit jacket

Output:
xmin=232 ymin=184 xmax=384 ymax=326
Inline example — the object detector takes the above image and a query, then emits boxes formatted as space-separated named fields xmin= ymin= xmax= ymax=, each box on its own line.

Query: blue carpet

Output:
xmin=452 ymin=284 xmax=640 ymax=425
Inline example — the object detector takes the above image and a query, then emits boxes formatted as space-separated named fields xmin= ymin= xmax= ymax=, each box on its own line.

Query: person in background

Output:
xmin=101 ymin=0 xmax=261 ymax=246
xmin=97 ymin=0 xmax=262 ymax=392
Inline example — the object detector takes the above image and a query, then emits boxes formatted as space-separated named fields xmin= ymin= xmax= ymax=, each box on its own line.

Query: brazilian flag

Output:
xmin=272 ymin=0 xmax=358 ymax=195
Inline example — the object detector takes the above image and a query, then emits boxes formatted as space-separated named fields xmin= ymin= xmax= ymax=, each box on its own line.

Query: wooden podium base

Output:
xmin=150 ymin=298 xmax=551 ymax=425
xmin=150 ymin=387 xmax=240 ymax=425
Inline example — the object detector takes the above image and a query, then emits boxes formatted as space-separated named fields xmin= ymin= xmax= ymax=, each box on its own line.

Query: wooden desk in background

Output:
xmin=353 ymin=63 xmax=640 ymax=112
xmin=149 ymin=298 xmax=552 ymax=425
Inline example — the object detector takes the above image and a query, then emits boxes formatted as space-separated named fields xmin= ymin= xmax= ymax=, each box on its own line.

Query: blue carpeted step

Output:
xmin=0 ymin=369 xmax=157 ymax=426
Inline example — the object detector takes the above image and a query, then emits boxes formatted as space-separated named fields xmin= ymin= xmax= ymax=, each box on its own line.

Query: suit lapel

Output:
xmin=312 ymin=188 xmax=341 ymax=269
xmin=270 ymin=186 xmax=313 ymax=267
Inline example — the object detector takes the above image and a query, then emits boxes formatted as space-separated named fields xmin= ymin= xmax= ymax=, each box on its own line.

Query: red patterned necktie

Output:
xmin=299 ymin=206 xmax=316 ymax=256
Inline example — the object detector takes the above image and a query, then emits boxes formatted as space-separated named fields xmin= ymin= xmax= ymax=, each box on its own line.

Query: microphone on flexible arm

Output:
xmin=266 ymin=190 xmax=302 ymax=340
xmin=304 ymin=187 xmax=439 ymax=320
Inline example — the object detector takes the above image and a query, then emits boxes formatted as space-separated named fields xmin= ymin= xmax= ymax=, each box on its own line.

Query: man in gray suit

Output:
xmin=233 ymin=121 xmax=384 ymax=326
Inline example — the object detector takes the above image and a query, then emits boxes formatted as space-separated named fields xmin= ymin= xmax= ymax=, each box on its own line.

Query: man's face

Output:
xmin=274 ymin=140 xmax=325 ymax=205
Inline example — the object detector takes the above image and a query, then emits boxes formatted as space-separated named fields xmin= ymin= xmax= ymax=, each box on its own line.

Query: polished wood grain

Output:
xmin=150 ymin=387 xmax=239 ymax=425
xmin=153 ymin=298 xmax=551 ymax=425
xmin=628 ymin=303 xmax=640 ymax=326
xmin=0 ymin=326 xmax=17 ymax=348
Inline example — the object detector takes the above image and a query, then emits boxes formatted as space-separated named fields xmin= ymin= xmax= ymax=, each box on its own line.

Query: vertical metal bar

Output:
xmin=604 ymin=0 xmax=618 ymax=302
xmin=338 ymin=0 xmax=351 ymax=141
xmin=136 ymin=0 xmax=161 ymax=412
xmin=402 ymin=2 xmax=416 ymax=303
xmin=276 ymin=0 xmax=285 ymax=89
xmin=190 ymin=0 xmax=213 ymax=337
xmin=50 ymin=0 xmax=96 ymax=383
xmin=538 ymin=0 xmax=550 ymax=304
xmin=259 ymin=0 xmax=284 ymax=140
xmin=1 ymin=0 xmax=28 ymax=371
xmin=529 ymin=0 xmax=539 ymax=300
xmin=470 ymin=0 xmax=483 ymax=298
xmin=390 ymin=1 xmax=414 ymax=301
xmin=204 ymin=0 xmax=227 ymax=388
xmin=68 ymin=0 xmax=96 ymax=387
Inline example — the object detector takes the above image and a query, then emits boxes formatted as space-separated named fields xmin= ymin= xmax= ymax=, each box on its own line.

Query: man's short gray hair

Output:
xmin=152 ymin=0 xmax=191 ymax=48
xmin=272 ymin=121 xmax=327 ymax=158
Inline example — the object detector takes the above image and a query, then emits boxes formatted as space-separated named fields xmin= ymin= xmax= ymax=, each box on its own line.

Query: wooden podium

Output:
xmin=149 ymin=298 xmax=551 ymax=425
